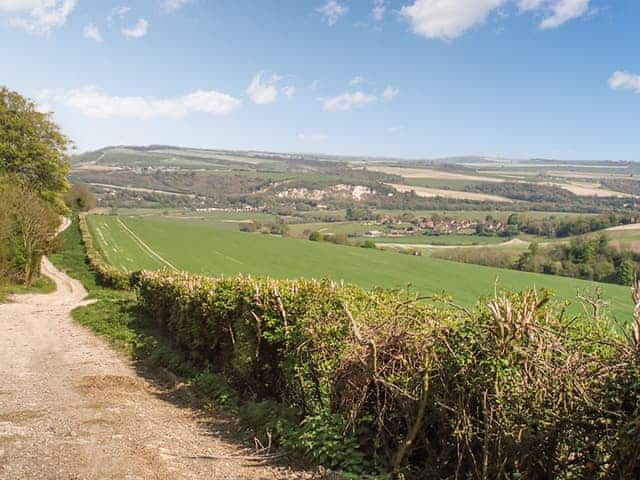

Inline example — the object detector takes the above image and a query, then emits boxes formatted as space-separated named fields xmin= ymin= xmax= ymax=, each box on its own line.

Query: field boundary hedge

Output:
xmin=80 ymin=215 xmax=640 ymax=477
xmin=78 ymin=214 xmax=132 ymax=290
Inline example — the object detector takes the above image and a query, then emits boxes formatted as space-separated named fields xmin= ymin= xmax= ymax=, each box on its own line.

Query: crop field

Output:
xmin=367 ymin=166 xmax=504 ymax=183
xmin=87 ymin=215 xmax=633 ymax=319
xmin=404 ymin=178 xmax=488 ymax=190
xmin=371 ymin=234 xmax=511 ymax=246
xmin=389 ymin=184 xmax=514 ymax=203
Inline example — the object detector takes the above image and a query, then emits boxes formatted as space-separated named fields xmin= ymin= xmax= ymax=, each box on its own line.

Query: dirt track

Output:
xmin=0 ymin=257 xmax=299 ymax=479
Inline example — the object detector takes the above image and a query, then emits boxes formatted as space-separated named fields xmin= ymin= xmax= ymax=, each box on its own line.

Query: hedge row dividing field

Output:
xmin=74 ymin=214 xmax=640 ymax=477
xmin=86 ymin=214 xmax=633 ymax=319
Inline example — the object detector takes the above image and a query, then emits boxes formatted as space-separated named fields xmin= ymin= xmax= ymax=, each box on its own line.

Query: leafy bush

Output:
xmin=133 ymin=269 xmax=640 ymax=478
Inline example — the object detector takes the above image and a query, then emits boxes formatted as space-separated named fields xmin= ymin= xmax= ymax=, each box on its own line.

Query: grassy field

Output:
xmin=288 ymin=221 xmax=376 ymax=237
xmin=370 ymin=234 xmax=510 ymax=246
xmin=87 ymin=215 xmax=633 ymax=320
xmin=404 ymin=178 xmax=487 ymax=190
xmin=372 ymin=209 xmax=592 ymax=221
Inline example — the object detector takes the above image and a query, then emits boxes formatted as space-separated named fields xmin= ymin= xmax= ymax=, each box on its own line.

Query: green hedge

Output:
xmin=133 ymin=269 xmax=640 ymax=478
xmin=78 ymin=214 xmax=132 ymax=290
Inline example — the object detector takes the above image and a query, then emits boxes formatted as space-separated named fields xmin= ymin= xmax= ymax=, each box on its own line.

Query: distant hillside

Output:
xmin=74 ymin=145 xmax=629 ymax=170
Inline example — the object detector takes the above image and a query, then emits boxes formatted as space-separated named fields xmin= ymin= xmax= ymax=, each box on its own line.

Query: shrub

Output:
xmin=78 ymin=214 xmax=132 ymax=290
xmin=133 ymin=269 xmax=640 ymax=477
xmin=308 ymin=231 xmax=323 ymax=241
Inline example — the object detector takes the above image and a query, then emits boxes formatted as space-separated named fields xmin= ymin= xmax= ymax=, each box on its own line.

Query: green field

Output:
xmin=370 ymin=234 xmax=510 ymax=246
xmin=87 ymin=215 xmax=633 ymax=320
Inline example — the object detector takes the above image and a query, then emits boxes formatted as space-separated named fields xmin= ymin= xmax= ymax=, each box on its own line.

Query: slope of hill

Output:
xmin=87 ymin=215 xmax=632 ymax=320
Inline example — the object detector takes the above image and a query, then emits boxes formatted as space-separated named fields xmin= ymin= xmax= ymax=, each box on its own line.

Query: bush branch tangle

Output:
xmin=126 ymin=267 xmax=640 ymax=478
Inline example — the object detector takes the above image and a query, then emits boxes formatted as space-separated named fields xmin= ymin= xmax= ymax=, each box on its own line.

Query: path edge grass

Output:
xmin=0 ymin=276 xmax=56 ymax=303
xmin=48 ymin=216 xmax=325 ymax=476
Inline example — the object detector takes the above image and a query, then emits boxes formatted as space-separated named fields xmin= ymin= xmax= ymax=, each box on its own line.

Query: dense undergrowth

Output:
xmin=56 ymin=215 xmax=640 ymax=479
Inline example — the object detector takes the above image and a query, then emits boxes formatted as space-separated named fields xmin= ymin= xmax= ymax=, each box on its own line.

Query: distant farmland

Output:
xmin=87 ymin=215 xmax=633 ymax=319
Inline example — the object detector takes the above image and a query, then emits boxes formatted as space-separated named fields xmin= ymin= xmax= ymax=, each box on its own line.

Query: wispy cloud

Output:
xmin=382 ymin=86 xmax=399 ymax=101
xmin=281 ymin=85 xmax=296 ymax=98
xmin=41 ymin=86 xmax=242 ymax=118
xmin=163 ymin=0 xmax=192 ymax=13
xmin=323 ymin=91 xmax=377 ymax=112
xmin=247 ymin=72 xmax=280 ymax=104
xmin=1 ymin=0 xmax=77 ymax=35
xmin=349 ymin=76 xmax=366 ymax=86
xmin=317 ymin=0 xmax=347 ymax=26
xmin=83 ymin=23 xmax=103 ymax=42
xmin=121 ymin=18 xmax=148 ymax=38
xmin=519 ymin=0 xmax=592 ymax=29
xmin=608 ymin=71 xmax=640 ymax=94
xmin=107 ymin=5 xmax=130 ymax=24
xmin=373 ymin=0 xmax=386 ymax=21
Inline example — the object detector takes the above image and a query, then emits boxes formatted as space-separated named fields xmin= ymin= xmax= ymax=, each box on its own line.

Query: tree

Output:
xmin=0 ymin=184 xmax=59 ymax=285
xmin=0 ymin=86 xmax=71 ymax=210
xmin=64 ymin=184 xmax=97 ymax=212
xmin=309 ymin=231 xmax=323 ymax=242
xmin=616 ymin=259 xmax=635 ymax=286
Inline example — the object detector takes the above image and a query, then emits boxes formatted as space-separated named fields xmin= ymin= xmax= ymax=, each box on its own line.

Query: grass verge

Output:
xmin=48 ymin=218 xmax=321 ymax=474
xmin=0 ymin=275 xmax=56 ymax=303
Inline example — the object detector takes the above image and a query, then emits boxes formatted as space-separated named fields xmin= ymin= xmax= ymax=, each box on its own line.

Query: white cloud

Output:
xmin=307 ymin=80 xmax=320 ymax=91
xmin=163 ymin=0 xmax=192 ymax=13
xmin=382 ymin=86 xmax=399 ymax=101
xmin=323 ymin=91 xmax=377 ymax=112
xmin=373 ymin=0 xmax=386 ymax=21
xmin=0 ymin=1 xmax=45 ymax=12
xmin=107 ymin=5 xmax=130 ymax=23
xmin=281 ymin=85 xmax=296 ymax=98
xmin=83 ymin=23 xmax=102 ymax=42
xmin=298 ymin=133 xmax=328 ymax=143
xmin=247 ymin=72 xmax=279 ymax=104
xmin=540 ymin=0 xmax=590 ymax=28
xmin=1 ymin=0 xmax=76 ymax=34
xmin=42 ymin=86 xmax=242 ymax=119
xmin=518 ymin=0 xmax=591 ymax=28
xmin=518 ymin=0 xmax=545 ymax=9
xmin=400 ymin=0 xmax=507 ymax=41
xmin=608 ymin=71 xmax=640 ymax=94
xmin=349 ymin=76 xmax=366 ymax=86
xmin=317 ymin=0 xmax=347 ymax=26
xmin=121 ymin=18 xmax=148 ymax=38
xmin=387 ymin=125 xmax=404 ymax=133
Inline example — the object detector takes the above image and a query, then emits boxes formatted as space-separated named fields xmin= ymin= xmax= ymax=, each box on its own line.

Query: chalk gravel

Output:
xmin=0 ymin=254 xmax=306 ymax=479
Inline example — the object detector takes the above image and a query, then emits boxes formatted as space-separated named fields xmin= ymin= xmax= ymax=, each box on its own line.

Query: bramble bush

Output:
xmin=130 ymin=268 xmax=640 ymax=478
xmin=76 ymin=217 xmax=640 ymax=477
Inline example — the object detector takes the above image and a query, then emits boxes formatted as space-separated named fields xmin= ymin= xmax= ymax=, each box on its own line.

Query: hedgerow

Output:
xmin=132 ymin=269 xmax=640 ymax=478
xmin=78 ymin=213 xmax=132 ymax=289
xmin=76 ymin=215 xmax=640 ymax=476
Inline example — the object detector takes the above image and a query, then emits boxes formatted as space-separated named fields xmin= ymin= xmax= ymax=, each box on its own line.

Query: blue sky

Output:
xmin=0 ymin=0 xmax=638 ymax=161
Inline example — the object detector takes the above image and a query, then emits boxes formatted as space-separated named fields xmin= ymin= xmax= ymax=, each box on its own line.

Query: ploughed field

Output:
xmin=87 ymin=215 xmax=632 ymax=319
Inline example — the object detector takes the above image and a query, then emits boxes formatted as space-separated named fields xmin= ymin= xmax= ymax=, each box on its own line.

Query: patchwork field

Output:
xmin=389 ymin=183 xmax=514 ymax=202
xmin=87 ymin=215 xmax=633 ymax=319
xmin=368 ymin=166 xmax=504 ymax=183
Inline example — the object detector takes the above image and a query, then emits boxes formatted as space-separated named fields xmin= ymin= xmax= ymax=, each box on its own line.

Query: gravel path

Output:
xmin=0 ymin=257 xmax=299 ymax=479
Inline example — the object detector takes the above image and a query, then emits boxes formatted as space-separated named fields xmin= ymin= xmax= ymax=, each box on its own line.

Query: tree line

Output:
xmin=517 ymin=236 xmax=639 ymax=285
xmin=0 ymin=87 xmax=92 ymax=286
